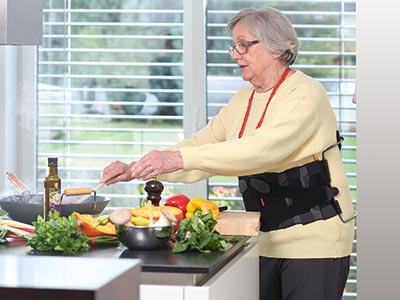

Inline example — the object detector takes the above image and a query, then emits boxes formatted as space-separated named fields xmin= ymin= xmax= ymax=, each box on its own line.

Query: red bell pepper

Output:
xmin=164 ymin=194 xmax=190 ymax=217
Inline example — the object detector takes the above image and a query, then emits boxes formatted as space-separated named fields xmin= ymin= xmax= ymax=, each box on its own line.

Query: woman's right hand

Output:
xmin=100 ymin=160 xmax=135 ymax=185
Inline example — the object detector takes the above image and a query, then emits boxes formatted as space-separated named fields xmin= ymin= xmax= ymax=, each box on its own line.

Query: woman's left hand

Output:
xmin=100 ymin=160 xmax=134 ymax=185
xmin=130 ymin=150 xmax=183 ymax=180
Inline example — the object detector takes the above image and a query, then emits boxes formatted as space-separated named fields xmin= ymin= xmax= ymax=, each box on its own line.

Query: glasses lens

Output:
xmin=236 ymin=42 xmax=246 ymax=54
xmin=229 ymin=41 xmax=258 ymax=55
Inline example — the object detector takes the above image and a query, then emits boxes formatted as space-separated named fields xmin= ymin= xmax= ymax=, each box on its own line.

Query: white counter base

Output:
xmin=140 ymin=242 xmax=259 ymax=300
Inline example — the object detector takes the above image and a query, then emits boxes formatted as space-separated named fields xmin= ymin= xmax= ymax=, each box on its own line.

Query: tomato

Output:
xmin=164 ymin=194 xmax=191 ymax=217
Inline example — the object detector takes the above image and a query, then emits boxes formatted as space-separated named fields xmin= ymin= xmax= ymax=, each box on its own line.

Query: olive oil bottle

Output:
xmin=44 ymin=157 xmax=61 ymax=221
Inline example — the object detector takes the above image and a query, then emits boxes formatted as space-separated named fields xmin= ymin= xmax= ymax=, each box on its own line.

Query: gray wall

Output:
xmin=357 ymin=1 xmax=400 ymax=299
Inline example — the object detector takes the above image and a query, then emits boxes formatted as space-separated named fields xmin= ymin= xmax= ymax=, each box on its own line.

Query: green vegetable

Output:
xmin=92 ymin=235 xmax=120 ymax=245
xmin=26 ymin=211 xmax=91 ymax=254
xmin=0 ymin=229 xmax=7 ymax=243
xmin=95 ymin=215 xmax=110 ymax=227
xmin=172 ymin=208 xmax=228 ymax=253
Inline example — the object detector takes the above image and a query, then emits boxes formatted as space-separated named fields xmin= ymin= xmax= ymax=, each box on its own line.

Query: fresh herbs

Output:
xmin=172 ymin=208 xmax=228 ymax=253
xmin=26 ymin=211 xmax=91 ymax=254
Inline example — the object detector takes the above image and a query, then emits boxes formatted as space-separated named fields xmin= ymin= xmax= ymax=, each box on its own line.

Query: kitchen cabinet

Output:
xmin=0 ymin=0 xmax=43 ymax=45
xmin=0 ymin=238 xmax=259 ymax=300
xmin=140 ymin=242 xmax=259 ymax=300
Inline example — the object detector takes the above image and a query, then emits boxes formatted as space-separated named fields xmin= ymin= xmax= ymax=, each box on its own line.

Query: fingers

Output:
xmin=100 ymin=160 xmax=132 ymax=185
xmin=101 ymin=150 xmax=183 ymax=184
xmin=103 ymin=173 xmax=129 ymax=185
xmin=142 ymin=165 xmax=157 ymax=181
xmin=130 ymin=150 xmax=183 ymax=180
xmin=131 ymin=150 xmax=165 ymax=180
xmin=130 ymin=159 xmax=155 ymax=181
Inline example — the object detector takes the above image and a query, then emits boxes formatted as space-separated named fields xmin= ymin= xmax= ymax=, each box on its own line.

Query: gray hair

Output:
xmin=227 ymin=7 xmax=300 ymax=65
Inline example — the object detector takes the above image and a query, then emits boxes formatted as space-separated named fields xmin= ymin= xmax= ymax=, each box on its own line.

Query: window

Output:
xmin=38 ymin=0 xmax=185 ymax=205
xmin=38 ymin=0 xmax=356 ymax=297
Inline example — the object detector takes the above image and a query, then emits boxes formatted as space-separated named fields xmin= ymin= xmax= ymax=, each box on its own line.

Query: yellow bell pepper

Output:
xmin=185 ymin=198 xmax=219 ymax=220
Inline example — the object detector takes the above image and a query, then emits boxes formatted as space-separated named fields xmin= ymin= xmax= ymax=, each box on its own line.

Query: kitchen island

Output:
xmin=0 ymin=237 xmax=259 ymax=300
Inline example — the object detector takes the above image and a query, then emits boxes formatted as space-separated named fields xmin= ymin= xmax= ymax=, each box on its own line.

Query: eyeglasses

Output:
xmin=228 ymin=40 xmax=259 ymax=55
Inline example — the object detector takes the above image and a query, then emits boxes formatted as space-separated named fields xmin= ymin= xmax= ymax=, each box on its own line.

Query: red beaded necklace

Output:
xmin=238 ymin=67 xmax=291 ymax=138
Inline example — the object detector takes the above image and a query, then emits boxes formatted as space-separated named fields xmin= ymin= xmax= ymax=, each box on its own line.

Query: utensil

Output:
xmin=74 ymin=182 xmax=105 ymax=204
xmin=5 ymin=171 xmax=31 ymax=195
xmin=218 ymin=205 xmax=228 ymax=212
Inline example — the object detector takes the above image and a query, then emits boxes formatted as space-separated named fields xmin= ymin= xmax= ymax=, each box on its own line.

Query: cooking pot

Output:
xmin=117 ymin=224 xmax=173 ymax=250
xmin=0 ymin=193 xmax=110 ymax=224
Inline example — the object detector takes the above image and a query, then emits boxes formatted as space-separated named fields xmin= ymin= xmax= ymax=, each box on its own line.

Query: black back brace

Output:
xmin=238 ymin=132 xmax=344 ymax=232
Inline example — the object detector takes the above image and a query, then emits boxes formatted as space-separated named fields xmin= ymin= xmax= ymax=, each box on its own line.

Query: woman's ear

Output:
xmin=272 ymin=51 xmax=283 ymax=60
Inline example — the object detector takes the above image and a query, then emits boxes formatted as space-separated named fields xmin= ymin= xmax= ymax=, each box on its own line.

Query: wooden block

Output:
xmin=215 ymin=211 xmax=260 ymax=236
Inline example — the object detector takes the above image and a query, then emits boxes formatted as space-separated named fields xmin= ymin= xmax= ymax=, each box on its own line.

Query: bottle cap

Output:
xmin=47 ymin=157 xmax=58 ymax=167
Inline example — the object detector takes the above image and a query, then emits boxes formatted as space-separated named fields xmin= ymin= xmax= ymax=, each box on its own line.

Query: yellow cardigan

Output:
xmin=160 ymin=70 xmax=355 ymax=259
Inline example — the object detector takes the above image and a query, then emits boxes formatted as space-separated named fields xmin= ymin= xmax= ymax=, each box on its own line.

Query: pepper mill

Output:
xmin=144 ymin=179 xmax=164 ymax=206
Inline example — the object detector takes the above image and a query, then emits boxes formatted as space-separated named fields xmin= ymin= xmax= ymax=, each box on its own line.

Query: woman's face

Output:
xmin=231 ymin=21 xmax=279 ymax=86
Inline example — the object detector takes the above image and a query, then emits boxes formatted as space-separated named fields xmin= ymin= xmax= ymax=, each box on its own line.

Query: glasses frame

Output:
xmin=228 ymin=40 xmax=260 ymax=55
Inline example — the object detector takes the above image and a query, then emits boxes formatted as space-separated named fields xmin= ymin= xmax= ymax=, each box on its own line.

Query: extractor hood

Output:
xmin=0 ymin=0 xmax=43 ymax=45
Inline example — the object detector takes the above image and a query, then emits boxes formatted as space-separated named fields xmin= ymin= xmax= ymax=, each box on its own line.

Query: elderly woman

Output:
xmin=101 ymin=7 xmax=354 ymax=300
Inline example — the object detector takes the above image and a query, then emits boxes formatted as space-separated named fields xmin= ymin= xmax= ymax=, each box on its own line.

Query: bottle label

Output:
xmin=49 ymin=188 xmax=62 ymax=213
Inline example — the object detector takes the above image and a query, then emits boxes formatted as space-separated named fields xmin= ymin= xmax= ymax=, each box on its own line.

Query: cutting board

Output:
xmin=215 ymin=211 xmax=260 ymax=236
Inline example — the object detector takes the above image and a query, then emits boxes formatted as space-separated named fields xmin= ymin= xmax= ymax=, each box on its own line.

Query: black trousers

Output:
xmin=259 ymin=256 xmax=350 ymax=300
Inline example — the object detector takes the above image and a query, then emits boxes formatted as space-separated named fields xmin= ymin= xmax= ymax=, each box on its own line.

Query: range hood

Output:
xmin=0 ymin=0 xmax=43 ymax=45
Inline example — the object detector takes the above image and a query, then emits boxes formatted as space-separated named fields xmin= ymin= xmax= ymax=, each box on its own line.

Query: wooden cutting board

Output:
xmin=215 ymin=211 xmax=260 ymax=236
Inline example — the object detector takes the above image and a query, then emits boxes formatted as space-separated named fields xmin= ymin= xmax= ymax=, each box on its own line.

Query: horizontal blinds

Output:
xmin=38 ymin=1 xmax=185 ymax=205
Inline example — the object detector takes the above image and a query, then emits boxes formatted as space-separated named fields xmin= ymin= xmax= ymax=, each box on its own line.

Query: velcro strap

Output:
xmin=238 ymin=159 xmax=341 ymax=231
xmin=254 ymin=185 xmax=339 ymax=231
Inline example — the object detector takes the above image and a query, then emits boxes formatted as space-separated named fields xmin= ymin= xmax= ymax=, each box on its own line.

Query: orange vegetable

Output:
xmin=74 ymin=212 xmax=116 ymax=237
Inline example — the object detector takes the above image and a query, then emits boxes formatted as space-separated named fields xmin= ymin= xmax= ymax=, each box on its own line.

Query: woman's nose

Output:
xmin=230 ymin=50 xmax=241 ymax=61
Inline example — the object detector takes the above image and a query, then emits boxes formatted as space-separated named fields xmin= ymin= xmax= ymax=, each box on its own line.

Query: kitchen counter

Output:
xmin=0 ymin=237 xmax=259 ymax=300
xmin=0 ymin=254 xmax=141 ymax=300
xmin=1 ymin=236 xmax=250 ymax=285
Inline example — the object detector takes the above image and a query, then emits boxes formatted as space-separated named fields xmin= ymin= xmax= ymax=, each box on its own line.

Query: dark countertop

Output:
xmin=0 ymin=236 xmax=250 ymax=280
xmin=119 ymin=236 xmax=248 ymax=274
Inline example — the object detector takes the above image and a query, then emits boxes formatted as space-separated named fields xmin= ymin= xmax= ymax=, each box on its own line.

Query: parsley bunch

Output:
xmin=26 ymin=211 xmax=91 ymax=254
xmin=172 ymin=209 xmax=228 ymax=253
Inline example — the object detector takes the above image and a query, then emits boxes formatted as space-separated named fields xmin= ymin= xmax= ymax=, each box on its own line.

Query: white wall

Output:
xmin=0 ymin=46 xmax=36 ymax=192
xmin=357 ymin=1 xmax=400 ymax=299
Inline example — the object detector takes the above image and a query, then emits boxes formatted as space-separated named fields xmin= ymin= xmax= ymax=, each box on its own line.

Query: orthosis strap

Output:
xmin=239 ymin=132 xmax=344 ymax=232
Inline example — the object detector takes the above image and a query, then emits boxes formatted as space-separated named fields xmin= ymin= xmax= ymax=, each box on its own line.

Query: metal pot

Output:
xmin=117 ymin=224 xmax=173 ymax=250
xmin=0 ymin=193 xmax=110 ymax=224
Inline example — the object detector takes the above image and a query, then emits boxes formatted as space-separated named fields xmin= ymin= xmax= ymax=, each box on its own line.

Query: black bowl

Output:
xmin=0 ymin=194 xmax=110 ymax=224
